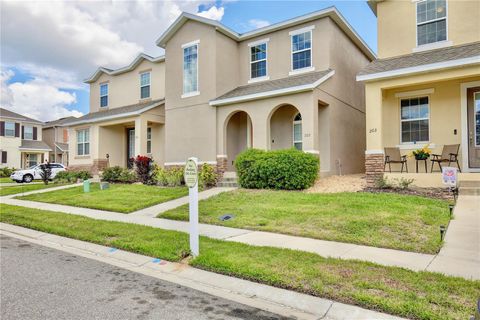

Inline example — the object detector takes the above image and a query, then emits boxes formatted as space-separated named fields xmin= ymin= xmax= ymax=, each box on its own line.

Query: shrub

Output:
xmin=102 ymin=166 xmax=136 ymax=183
xmin=375 ymin=176 xmax=392 ymax=189
xmin=155 ymin=167 xmax=184 ymax=187
xmin=0 ymin=167 xmax=15 ymax=177
xmin=199 ymin=164 xmax=218 ymax=188
xmin=54 ymin=170 xmax=92 ymax=183
xmin=133 ymin=155 xmax=154 ymax=185
xmin=235 ymin=148 xmax=319 ymax=190
xmin=39 ymin=164 xmax=52 ymax=185
xmin=394 ymin=178 xmax=415 ymax=190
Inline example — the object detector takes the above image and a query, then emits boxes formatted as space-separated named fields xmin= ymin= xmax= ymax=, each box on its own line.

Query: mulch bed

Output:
xmin=363 ymin=187 xmax=454 ymax=202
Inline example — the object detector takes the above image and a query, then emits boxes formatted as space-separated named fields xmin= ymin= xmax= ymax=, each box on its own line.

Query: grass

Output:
xmin=17 ymin=183 xmax=189 ymax=213
xmin=160 ymin=189 xmax=450 ymax=254
xmin=0 ymin=203 xmax=478 ymax=320
xmin=0 ymin=183 xmax=66 ymax=196
xmin=0 ymin=177 xmax=13 ymax=183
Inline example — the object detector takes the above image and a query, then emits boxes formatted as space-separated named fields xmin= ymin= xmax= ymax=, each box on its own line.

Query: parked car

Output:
xmin=10 ymin=163 xmax=66 ymax=183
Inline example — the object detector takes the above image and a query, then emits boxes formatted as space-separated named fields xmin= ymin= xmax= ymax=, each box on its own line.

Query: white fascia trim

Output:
xmin=412 ymin=40 xmax=453 ymax=53
xmin=210 ymin=70 xmax=335 ymax=106
xmin=365 ymin=149 xmax=384 ymax=155
xmin=181 ymin=91 xmax=200 ymax=99
xmin=248 ymin=38 xmax=270 ymax=47
xmin=304 ymin=149 xmax=320 ymax=154
xmin=289 ymin=66 xmax=316 ymax=76
xmin=66 ymin=102 xmax=163 ymax=126
xmin=356 ymin=56 xmax=480 ymax=82
xmin=289 ymin=25 xmax=315 ymax=36
xmin=181 ymin=39 xmax=200 ymax=49
xmin=394 ymin=88 xmax=434 ymax=98
xmin=247 ymin=76 xmax=270 ymax=84
xmin=19 ymin=147 xmax=52 ymax=152
xmin=216 ymin=154 xmax=228 ymax=158
xmin=54 ymin=143 xmax=68 ymax=152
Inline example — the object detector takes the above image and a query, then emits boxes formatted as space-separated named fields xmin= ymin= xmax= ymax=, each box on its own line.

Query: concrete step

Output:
xmin=459 ymin=180 xmax=480 ymax=188
xmin=221 ymin=178 xmax=237 ymax=182
xmin=217 ymin=182 xmax=238 ymax=188
xmin=223 ymin=171 xmax=237 ymax=179
xmin=459 ymin=188 xmax=480 ymax=196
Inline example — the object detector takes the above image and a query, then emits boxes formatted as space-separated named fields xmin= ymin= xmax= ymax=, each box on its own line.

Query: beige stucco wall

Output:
xmin=89 ymin=59 xmax=165 ymax=112
xmin=1 ymin=120 xmax=44 ymax=168
xmin=377 ymin=0 xmax=480 ymax=59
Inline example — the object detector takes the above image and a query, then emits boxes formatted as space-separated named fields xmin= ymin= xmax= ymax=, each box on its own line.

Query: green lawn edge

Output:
xmin=0 ymin=183 xmax=68 ymax=196
xmin=1 ymin=204 xmax=478 ymax=320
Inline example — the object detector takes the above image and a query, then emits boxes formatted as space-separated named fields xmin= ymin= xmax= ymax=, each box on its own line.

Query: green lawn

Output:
xmin=17 ymin=183 xmax=189 ymax=213
xmin=160 ymin=190 xmax=450 ymax=254
xmin=0 ymin=177 xmax=12 ymax=183
xmin=0 ymin=183 xmax=66 ymax=196
xmin=0 ymin=204 xmax=477 ymax=320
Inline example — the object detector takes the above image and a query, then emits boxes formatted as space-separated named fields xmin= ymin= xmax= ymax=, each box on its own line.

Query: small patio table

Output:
xmin=415 ymin=158 xmax=428 ymax=173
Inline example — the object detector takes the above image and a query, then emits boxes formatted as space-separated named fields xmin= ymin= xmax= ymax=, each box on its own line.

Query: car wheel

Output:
xmin=23 ymin=175 xmax=33 ymax=183
xmin=16 ymin=180 xmax=22 ymax=184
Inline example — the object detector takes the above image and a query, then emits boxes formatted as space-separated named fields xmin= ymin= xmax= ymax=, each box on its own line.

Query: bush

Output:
xmin=101 ymin=166 xmax=136 ymax=183
xmin=54 ymin=170 xmax=92 ymax=183
xmin=155 ymin=167 xmax=184 ymax=187
xmin=375 ymin=176 xmax=415 ymax=190
xmin=0 ymin=167 xmax=16 ymax=177
xmin=235 ymin=148 xmax=319 ymax=190
xmin=199 ymin=164 xmax=218 ymax=188
xmin=133 ymin=155 xmax=154 ymax=185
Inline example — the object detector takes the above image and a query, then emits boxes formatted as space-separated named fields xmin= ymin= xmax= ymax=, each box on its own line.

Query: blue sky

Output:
xmin=1 ymin=1 xmax=376 ymax=120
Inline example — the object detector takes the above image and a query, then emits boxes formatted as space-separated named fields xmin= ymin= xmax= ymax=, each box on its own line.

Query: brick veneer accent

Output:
xmin=365 ymin=153 xmax=384 ymax=187
xmin=216 ymin=156 xmax=227 ymax=179
xmin=68 ymin=158 xmax=108 ymax=175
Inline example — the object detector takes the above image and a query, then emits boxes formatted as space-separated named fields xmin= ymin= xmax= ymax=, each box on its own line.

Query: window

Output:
xmin=183 ymin=42 xmax=198 ymax=96
xmin=417 ymin=0 xmax=447 ymax=46
xmin=27 ymin=154 xmax=38 ymax=168
xmin=250 ymin=43 xmax=267 ymax=79
xmin=147 ymin=127 xmax=152 ymax=154
xmin=400 ymin=97 xmax=430 ymax=143
xmin=77 ymin=129 xmax=90 ymax=156
xmin=100 ymin=83 xmax=108 ymax=107
xmin=293 ymin=113 xmax=302 ymax=150
xmin=475 ymin=92 xmax=480 ymax=146
xmin=291 ymin=31 xmax=312 ymax=71
xmin=4 ymin=122 xmax=15 ymax=137
xmin=140 ymin=72 xmax=151 ymax=99
xmin=24 ymin=126 xmax=33 ymax=140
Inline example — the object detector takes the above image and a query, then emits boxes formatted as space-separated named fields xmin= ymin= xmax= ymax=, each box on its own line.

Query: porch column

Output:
xmin=365 ymin=83 xmax=384 ymax=187
xmin=134 ymin=116 xmax=148 ymax=157
xmin=252 ymin=116 xmax=269 ymax=150
xmin=300 ymin=101 xmax=318 ymax=153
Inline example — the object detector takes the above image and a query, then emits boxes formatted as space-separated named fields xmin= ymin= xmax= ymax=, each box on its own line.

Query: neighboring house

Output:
xmin=43 ymin=116 xmax=77 ymax=166
xmin=357 ymin=0 xmax=480 ymax=186
xmin=69 ymin=7 xmax=374 ymax=176
xmin=0 ymin=108 xmax=51 ymax=169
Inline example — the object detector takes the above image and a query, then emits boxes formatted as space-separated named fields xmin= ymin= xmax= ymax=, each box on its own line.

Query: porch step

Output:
xmin=458 ymin=180 xmax=480 ymax=196
xmin=217 ymin=172 xmax=238 ymax=187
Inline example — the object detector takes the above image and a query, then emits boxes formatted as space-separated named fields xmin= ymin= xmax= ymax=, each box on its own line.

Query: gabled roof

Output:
xmin=43 ymin=116 xmax=77 ymax=128
xmin=84 ymin=53 xmax=165 ymax=84
xmin=0 ymin=108 xmax=43 ymax=124
xmin=65 ymin=99 xmax=164 ymax=126
xmin=19 ymin=140 xmax=52 ymax=151
xmin=357 ymin=42 xmax=480 ymax=82
xmin=55 ymin=142 xmax=69 ymax=152
xmin=210 ymin=69 xmax=335 ymax=106
xmin=156 ymin=7 xmax=376 ymax=61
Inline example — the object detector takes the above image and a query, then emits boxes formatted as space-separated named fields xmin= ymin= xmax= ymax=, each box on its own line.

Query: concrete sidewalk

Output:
xmin=0 ymin=223 xmax=405 ymax=320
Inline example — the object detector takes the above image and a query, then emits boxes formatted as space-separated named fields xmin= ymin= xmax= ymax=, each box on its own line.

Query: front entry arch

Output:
xmin=269 ymin=104 xmax=301 ymax=150
xmin=225 ymin=111 xmax=252 ymax=171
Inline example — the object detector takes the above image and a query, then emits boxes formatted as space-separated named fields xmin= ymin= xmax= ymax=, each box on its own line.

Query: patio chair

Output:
xmin=430 ymin=144 xmax=461 ymax=173
xmin=384 ymin=147 xmax=408 ymax=173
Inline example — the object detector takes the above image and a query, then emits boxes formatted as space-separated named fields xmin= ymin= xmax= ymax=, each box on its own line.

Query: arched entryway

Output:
xmin=269 ymin=104 xmax=302 ymax=150
xmin=225 ymin=111 xmax=253 ymax=171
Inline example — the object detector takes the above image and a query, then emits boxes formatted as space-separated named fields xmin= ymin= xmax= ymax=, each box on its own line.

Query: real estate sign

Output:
xmin=184 ymin=157 xmax=199 ymax=257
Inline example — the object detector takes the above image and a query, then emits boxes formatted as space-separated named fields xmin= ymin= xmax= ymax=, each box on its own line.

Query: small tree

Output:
xmin=39 ymin=163 xmax=52 ymax=185
xmin=134 ymin=155 xmax=154 ymax=184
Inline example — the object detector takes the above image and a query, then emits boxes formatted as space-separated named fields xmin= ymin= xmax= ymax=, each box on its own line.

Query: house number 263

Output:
xmin=369 ymin=128 xmax=377 ymax=133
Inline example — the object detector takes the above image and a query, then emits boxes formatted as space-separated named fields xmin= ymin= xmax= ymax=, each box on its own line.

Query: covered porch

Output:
xmin=19 ymin=140 xmax=51 ymax=169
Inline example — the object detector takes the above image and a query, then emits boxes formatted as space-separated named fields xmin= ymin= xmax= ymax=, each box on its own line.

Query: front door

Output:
xmin=127 ymin=128 xmax=135 ymax=168
xmin=467 ymin=87 xmax=480 ymax=168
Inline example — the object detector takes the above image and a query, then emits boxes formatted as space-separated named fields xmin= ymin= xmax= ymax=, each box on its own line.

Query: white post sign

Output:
xmin=184 ymin=157 xmax=199 ymax=257
xmin=442 ymin=167 xmax=458 ymax=188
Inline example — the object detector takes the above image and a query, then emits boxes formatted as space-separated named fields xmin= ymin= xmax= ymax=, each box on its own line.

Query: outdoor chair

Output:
xmin=430 ymin=144 xmax=461 ymax=173
xmin=384 ymin=147 xmax=408 ymax=173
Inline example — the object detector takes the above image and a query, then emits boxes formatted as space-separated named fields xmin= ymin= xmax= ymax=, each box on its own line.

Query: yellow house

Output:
xmin=358 ymin=0 xmax=480 ymax=187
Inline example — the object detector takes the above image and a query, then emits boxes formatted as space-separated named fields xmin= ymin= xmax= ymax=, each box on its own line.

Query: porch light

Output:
xmin=440 ymin=225 xmax=446 ymax=241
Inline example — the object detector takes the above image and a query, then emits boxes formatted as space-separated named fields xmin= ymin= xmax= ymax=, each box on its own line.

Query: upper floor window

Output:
xmin=23 ymin=125 xmax=33 ymax=140
xmin=182 ymin=41 xmax=199 ymax=97
xmin=4 ymin=122 xmax=15 ymax=137
xmin=400 ymin=97 xmax=430 ymax=143
xmin=250 ymin=43 xmax=267 ymax=79
xmin=77 ymin=128 xmax=90 ymax=156
xmin=417 ymin=0 xmax=447 ymax=46
xmin=100 ymin=83 xmax=108 ymax=107
xmin=291 ymin=30 xmax=312 ymax=71
xmin=140 ymin=72 xmax=151 ymax=99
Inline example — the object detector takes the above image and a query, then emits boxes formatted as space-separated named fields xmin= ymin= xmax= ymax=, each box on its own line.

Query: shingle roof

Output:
xmin=19 ymin=140 xmax=52 ymax=151
xmin=55 ymin=143 xmax=68 ymax=152
xmin=44 ymin=116 xmax=77 ymax=128
xmin=65 ymin=99 xmax=164 ymax=126
xmin=211 ymin=69 xmax=333 ymax=104
xmin=358 ymin=42 xmax=480 ymax=77
xmin=0 ymin=108 xmax=43 ymax=124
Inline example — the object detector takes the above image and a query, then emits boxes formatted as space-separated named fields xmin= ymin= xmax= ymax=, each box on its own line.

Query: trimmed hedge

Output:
xmin=101 ymin=166 xmax=137 ymax=183
xmin=54 ymin=170 xmax=92 ymax=183
xmin=235 ymin=148 xmax=319 ymax=190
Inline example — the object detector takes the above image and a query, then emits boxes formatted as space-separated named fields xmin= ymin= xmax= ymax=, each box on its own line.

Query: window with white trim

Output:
xmin=24 ymin=125 xmax=33 ymax=140
xmin=140 ymin=72 xmax=150 ymax=99
xmin=291 ymin=31 xmax=312 ymax=71
xmin=183 ymin=44 xmax=198 ymax=95
xmin=77 ymin=129 xmax=90 ymax=156
xmin=417 ymin=0 xmax=447 ymax=46
xmin=147 ymin=127 xmax=152 ymax=154
xmin=4 ymin=122 xmax=15 ymax=137
xmin=250 ymin=43 xmax=267 ymax=79
xmin=100 ymin=83 xmax=108 ymax=107
xmin=27 ymin=154 xmax=38 ymax=168
xmin=400 ymin=97 xmax=429 ymax=143
xmin=293 ymin=113 xmax=302 ymax=150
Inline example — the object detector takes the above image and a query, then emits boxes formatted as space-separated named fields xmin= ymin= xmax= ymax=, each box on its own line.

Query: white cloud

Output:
xmin=197 ymin=6 xmax=225 ymax=21
xmin=248 ymin=19 xmax=271 ymax=29
xmin=0 ymin=69 xmax=14 ymax=108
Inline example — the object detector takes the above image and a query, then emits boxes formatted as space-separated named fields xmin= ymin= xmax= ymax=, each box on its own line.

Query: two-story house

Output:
xmin=43 ymin=116 xmax=77 ymax=166
xmin=0 ymin=108 xmax=51 ymax=169
xmin=68 ymin=7 xmax=375 ymax=176
xmin=358 ymin=0 xmax=480 ymax=186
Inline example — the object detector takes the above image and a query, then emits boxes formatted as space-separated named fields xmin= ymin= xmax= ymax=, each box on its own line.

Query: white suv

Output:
xmin=10 ymin=163 xmax=66 ymax=183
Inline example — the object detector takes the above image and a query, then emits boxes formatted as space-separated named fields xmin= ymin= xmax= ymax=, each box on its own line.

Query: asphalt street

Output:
xmin=0 ymin=235 xmax=293 ymax=320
